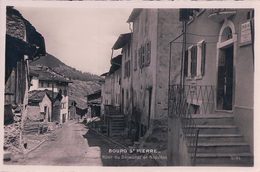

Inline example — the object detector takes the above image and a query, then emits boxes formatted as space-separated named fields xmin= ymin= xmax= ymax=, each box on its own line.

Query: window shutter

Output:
xmin=138 ymin=48 xmax=142 ymax=69
xmin=134 ymin=50 xmax=137 ymax=71
xmin=146 ymin=41 xmax=151 ymax=66
xmin=191 ymin=46 xmax=197 ymax=77
xmin=142 ymin=45 xmax=145 ymax=68
xmin=201 ymin=41 xmax=206 ymax=76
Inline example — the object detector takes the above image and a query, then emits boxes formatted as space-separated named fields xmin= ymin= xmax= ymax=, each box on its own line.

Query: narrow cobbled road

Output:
xmin=20 ymin=121 xmax=103 ymax=166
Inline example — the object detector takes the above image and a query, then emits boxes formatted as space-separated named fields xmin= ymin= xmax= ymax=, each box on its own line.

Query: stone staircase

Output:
xmin=108 ymin=115 xmax=125 ymax=137
xmin=185 ymin=114 xmax=253 ymax=166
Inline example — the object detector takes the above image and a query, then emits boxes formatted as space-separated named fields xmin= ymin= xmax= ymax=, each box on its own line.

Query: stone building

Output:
xmin=29 ymin=65 xmax=72 ymax=123
xmin=27 ymin=90 xmax=54 ymax=122
xmin=100 ymin=55 xmax=124 ymax=136
xmin=101 ymin=55 xmax=122 ymax=114
xmin=168 ymin=9 xmax=254 ymax=166
xmin=124 ymin=9 xmax=182 ymax=141
xmin=86 ymin=90 xmax=101 ymax=117
xmin=5 ymin=7 xmax=46 ymax=124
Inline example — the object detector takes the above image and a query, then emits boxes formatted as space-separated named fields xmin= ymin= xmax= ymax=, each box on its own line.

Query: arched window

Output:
xmin=221 ymin=26 xmax=233 ymax=42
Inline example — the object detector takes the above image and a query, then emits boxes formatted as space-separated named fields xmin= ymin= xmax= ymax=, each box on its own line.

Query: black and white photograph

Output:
xmin=2 ymin=4 xmax=256 ymax=169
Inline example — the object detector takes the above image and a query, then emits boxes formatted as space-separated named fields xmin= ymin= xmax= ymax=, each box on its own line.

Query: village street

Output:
xmin=11 ymin=121 xmax=113 ymax=166
xmin=7 ymin=120 xmax=157 ymax=166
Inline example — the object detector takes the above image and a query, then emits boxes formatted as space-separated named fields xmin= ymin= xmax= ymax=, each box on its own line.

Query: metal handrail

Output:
xmin=169 ymin=84 xmax=215 ymax=166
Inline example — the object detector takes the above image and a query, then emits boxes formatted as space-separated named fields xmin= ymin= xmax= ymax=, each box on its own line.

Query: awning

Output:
xmin=112 ymin=33 xmax=132 ymax=50
xmin=109 ymin=55 xmax=122 ymax=74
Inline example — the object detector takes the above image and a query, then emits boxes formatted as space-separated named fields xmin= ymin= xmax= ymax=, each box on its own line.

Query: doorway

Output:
xmin=217 ymin=45 xmax=234 ymax=110
xmin=147 ymin=87 xmax=152 ymax=129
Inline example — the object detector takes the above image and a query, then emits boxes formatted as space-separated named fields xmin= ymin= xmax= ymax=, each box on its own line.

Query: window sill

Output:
xmin=185 ymin=75 xmax=203 ymax=81
xmin=185 ymin=77 xmax=192 ymax=81
xmin=195 ymin=75 xmax=203 ymax=80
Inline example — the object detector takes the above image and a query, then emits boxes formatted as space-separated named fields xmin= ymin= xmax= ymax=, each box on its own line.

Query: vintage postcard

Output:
xmin=1 ymin=1 xmax=258 ymax=171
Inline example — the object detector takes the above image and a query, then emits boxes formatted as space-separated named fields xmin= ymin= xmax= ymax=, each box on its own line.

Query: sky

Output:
xmin=17 ymin=7 xmax=132 ymax=75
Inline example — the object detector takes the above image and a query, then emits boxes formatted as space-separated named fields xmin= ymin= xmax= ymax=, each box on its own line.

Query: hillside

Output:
xmin=31 ymin=53 xmax=102 ymax=82
xmin=68 ymin=80 xmax=101 ymax=108
xmin=30 ymin=53 xmax=102 ymax=108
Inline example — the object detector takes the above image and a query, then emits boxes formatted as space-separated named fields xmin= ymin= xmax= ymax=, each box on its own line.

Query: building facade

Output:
xmin=29 ymin=65 xmax=71 ymax=123
xmin=125 ymin=9 xmax=182 ymax=139
xmin=27 ymin=90 xmax=53 ymax=122
xmin=5 ymin=7 xmax=46 ymax=124
xmin=168 ymin=9 xmax=254 ymax=166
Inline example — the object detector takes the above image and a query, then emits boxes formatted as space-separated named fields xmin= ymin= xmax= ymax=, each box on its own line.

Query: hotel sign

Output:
xmin=240 ymin=21 xmax=252 ymax=46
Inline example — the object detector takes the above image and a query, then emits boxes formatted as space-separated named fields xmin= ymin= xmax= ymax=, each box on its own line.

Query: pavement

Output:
xmin=8 ymin=120 xmax=103 ymax=166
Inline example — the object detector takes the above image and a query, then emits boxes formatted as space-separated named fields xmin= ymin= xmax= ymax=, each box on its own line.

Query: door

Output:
xmin=147 ymin=87 xmax=152 ymax=129
xmin=44 ymin=106 xmax=47 ymax=121
xmin=217 ymin=45 xmax=234 ymax=110
xmin=121 ymin=89 xmax=124 ymax=114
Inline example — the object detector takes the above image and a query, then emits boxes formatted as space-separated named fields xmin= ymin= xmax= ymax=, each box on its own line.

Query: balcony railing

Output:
xmin=169 ymin=84 xmax=215 ymax=165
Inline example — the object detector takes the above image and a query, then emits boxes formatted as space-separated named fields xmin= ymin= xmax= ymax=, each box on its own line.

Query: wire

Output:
xmin=186 ymin=32 xmax=238 ymax=37
xmin=170 ymin=40 xmax=238 ymax=45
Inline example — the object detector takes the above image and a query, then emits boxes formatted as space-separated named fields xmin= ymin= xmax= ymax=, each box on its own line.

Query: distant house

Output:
xmin=68 ymin=100 xmax=88 ymax=120
xmin=27 ymin=90 xmax=55 ymax=122
xmin=87 ymin=90 xmax=101 ymax=117
xmin=5 ymin=7 xmax=46 ymax=125
xmin=29 ymin=65 xmax=72 ymax=123
xmin=68 ymin=100 xmax=77 ymax=120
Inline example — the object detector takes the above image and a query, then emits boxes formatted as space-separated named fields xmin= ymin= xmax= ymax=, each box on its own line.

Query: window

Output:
xmin=127 ymin=44 xmax=131 ymax=58
xmin=138 ymin=40 xmax=151 ymax=69
xmin=39 ymin=81 xmax=44 ymax=88
xmin=186 ymin=40 xmax=206 ymax=79
xmin=145 ymin=41 xmax=151 ymax=66
xmin=61 ymin=103 xmax=66 ymax=109
xmin=124 ymin=60 xmax=131 ymax=78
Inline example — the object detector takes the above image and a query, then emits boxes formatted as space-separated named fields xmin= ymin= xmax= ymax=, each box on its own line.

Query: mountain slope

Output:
xmin=31 ymin=53 xmax=102 ymax=82
xmin=30 ymin=53 xmax=102 ymax=108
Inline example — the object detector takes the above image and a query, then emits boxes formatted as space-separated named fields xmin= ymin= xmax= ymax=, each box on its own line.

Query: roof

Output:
xmin=127 ymin=9 xmax=142 ymax=23
xmin=88 ymin=98 xmax=101 ymax=105
xmin=6 ymin=34 xmax=38 ymax=72
xmin=112 ymin=33 xmax=132 ymax=50
xmin=109 ymin=55 xmax=122 ymax=74
xmin=6 ymin=7 xmax=46 ymax=57
xmin=87 ymin=90 xmax=101 ymax=102
xmin=100 ymin=72 xmax=108 ymax=77
xmin=28 ymin=89 xmax=58 ymax=103
xmin=29 ymin=65 xmax=72 ymax=83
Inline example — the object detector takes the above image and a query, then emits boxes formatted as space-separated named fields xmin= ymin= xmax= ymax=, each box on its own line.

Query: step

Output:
xmin=194 ymin=153 xmax=253 ymax=166
xmin=190 ymin=114 xmax=234 ymax=118
xmin=184 ymin=114 xmax=235 ymax=125
xmin=186 ymin=134 xmax=244 ymax=143
xmin=111 ymin=121 xmax=125 ymax=125
xmin=188 ymin=142 xmax=250 ymax=154
xmin=111 ymin=120 xmax=124 ymax=122
xmin=111 ymin=124 xmax=125 ymax=127
xmin=111 ymin=127 xmax=125 ymax=130
xmin=184 ymin=125 xmax=239 ymax=134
